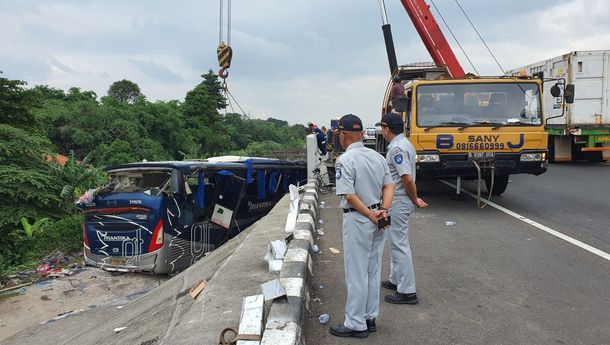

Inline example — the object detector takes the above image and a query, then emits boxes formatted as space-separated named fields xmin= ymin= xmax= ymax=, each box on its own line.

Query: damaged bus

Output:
xmin=78 ymin=157 xmax=307 ymax=274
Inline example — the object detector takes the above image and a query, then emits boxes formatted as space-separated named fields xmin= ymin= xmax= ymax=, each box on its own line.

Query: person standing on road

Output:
xmin=330 ymin=114 xmax=394 ymax=339
xmin=376 ymin=113 xmax=428 ymax=305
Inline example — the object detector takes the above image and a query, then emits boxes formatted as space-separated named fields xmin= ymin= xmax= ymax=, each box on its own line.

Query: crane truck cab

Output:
xmin=377 ymin=65 xmax=548 ymax=195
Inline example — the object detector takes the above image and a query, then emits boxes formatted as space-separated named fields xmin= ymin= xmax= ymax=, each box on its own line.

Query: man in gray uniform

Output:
xmin=376 ymin=113 xmax=428 ymax=304
xmin=330 ymin=114 xmax=394 ymax=339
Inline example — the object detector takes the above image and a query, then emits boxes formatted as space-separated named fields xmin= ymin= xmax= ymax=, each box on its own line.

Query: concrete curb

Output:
xmin=261 ymin=179 xmax=320 ymax=345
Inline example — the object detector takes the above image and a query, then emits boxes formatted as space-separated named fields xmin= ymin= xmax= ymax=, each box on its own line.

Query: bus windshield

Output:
xmin=108 ymin=170 xmax=172 ymax=194
xmin=415 ymin=82 xmax=542 ymax=127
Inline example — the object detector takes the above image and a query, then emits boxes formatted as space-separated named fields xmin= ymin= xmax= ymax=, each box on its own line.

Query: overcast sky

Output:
xmin=1 ymin=0 xmax=609 ymax=127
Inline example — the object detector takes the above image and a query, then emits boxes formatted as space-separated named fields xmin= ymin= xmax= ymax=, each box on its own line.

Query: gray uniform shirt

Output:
xmin=335 ymin=142 xmax=393 ymax=214
xmin=386 ymin=134 xmax=417 ymax=201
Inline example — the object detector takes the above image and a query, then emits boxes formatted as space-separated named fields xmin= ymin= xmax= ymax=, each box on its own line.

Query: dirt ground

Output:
xmin=0 ymin=267 xmax=167 ymax=342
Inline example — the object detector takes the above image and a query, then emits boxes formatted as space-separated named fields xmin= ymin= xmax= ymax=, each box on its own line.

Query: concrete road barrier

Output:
xmin=261 ymin=179 xmax=319 ymax=345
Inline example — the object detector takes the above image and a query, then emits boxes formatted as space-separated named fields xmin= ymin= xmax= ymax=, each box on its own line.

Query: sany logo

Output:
xmin=436 ymin=134 xmax=524 ymax=149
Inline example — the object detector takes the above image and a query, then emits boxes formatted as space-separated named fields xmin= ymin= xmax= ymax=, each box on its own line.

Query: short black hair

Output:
xmin=388 ymin=125 xmax=403 ymax=135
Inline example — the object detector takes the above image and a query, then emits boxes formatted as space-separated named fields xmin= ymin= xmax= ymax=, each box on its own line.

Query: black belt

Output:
xmin=343 ymin=203 xmax=380 ymax=214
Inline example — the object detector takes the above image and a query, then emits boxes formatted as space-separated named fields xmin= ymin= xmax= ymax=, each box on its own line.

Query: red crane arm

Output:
xmin=399 ymin=0 xmax=465 ymax=78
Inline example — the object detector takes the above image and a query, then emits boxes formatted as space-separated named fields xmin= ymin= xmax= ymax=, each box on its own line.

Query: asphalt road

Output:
xmin=306 ymin=163 xmax=610 ymax=345
xmin=462 ymin=161 xmax=610 ymax=253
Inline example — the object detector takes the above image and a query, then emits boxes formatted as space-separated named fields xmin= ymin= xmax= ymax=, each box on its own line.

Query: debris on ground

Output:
xmin=41 ymin=250 xmax=69 ymax=266
xmin=189 ymin=279 xmax=207 ymax=299
xmin=328 ymin=247 xmax=341 ymax=254
xmin=0 ymin=286 xmax=28 ymax=298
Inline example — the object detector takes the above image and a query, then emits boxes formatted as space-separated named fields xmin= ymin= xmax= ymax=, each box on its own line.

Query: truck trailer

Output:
xmin=508 ymin=50 xmax=610 ymax=162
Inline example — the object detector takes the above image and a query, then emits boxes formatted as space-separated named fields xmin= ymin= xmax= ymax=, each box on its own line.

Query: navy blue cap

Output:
xmin=375 ymin=113 xmax=403 ymax=129
xmin=338 ymin=114 xmax=363 ymax=132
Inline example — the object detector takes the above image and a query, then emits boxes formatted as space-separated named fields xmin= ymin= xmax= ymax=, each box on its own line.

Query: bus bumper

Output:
xmin=84 ymin=243 xmax=170 ymax=274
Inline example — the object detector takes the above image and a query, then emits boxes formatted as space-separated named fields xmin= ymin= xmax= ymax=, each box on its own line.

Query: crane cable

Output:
xmin=216 ymin=0 xmax=248 ymax=119
xmin=453 ymin=0 xmax=506 ymax=76
xmin=429 ymin=0 xmax=480 ymax=76
xmin=217 ymin=0 xmax=233 ymax=80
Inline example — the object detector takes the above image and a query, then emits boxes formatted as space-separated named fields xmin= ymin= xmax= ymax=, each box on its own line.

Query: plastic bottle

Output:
xmin=319 ymin=313 xmax=330 ymax=324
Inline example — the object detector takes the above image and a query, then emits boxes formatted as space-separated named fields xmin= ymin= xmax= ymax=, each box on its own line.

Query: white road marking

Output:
xmin=440 ymin=180 xmax=610 ymax=262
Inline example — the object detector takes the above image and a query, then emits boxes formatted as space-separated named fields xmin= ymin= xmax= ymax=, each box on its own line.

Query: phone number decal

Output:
xmin=455 ymin=142 xmax=505 ymax=150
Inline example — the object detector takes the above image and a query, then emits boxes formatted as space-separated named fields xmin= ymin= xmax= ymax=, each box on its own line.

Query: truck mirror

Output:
xmin=550 ymin=83 xmax=561 ymax=97
xmin=564 ymin=84 xmax=575 ymax=103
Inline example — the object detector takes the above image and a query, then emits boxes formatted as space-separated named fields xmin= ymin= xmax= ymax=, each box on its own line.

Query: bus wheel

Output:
xmin=485 ymin=174 xmax=509 ymax=196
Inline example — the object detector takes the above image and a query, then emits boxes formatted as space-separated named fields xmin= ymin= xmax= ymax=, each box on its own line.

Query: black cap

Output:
xmin=338 ymin=114 xmax=363 ymax=132
xmin=375 ymin=113 xmax=403 ymax=129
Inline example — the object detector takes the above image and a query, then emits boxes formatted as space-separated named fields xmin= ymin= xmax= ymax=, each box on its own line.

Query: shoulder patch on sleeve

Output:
xmin=394 ymin=153 xmax=403 ymax=164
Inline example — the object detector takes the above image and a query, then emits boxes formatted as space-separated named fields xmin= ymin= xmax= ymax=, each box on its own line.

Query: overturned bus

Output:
xmin=78 ymin=157 xmax=307 ymax=274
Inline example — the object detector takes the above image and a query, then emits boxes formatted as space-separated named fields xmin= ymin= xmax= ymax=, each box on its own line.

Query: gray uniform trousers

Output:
xmin=342 ymin=212 xmax=387 ymax=331
xmin=388 ymin=197 xmax=416 ymax=294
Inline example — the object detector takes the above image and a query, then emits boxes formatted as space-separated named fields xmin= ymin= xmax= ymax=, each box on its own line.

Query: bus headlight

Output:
xmin=520 ymin=152 xmax=545 ymax=161
xmin=416 ymin=154 xmax=440 ymax=163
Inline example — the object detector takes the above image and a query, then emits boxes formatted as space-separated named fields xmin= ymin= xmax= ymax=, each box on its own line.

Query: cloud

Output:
xmin=128 ymin=59 xmax=183 ymax=83
xmin=1 ymin=0 xmax=609 ymax=126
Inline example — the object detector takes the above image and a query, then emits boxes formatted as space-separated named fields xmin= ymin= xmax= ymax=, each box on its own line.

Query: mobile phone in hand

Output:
xmin=377 ymin=215 xmax=391 ymax=230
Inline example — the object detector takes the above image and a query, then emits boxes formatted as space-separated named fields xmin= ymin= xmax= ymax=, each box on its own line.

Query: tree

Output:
xmin=107 ymin=79 xmax=142 ymax=104
xmin=0 ymin=74 xmax=38 ymax=128
xmin=0 ymin=124 xmax=65 ymax=267
xmin=182 ymin=72 xmax=231 ymax=157
xmin=201 ymin=70 xmax=227 ymax=110
xmin=50 ymin=150 xmax=105 ymax=204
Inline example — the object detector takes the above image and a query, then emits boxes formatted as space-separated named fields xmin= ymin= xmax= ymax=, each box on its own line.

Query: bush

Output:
xmin=37 ymin=215 xmax=84 ymax=255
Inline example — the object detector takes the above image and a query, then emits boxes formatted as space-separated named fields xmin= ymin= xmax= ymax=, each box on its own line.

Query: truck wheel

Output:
xmin=584 ymin=151 xmax=604 ymax=162
xmin=485 ymin=174 xmax=509 ymax=196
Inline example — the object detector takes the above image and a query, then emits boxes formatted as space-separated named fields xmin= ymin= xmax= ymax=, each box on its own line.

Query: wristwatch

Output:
xmin=378 ymin=206 xmax=388 ymax=211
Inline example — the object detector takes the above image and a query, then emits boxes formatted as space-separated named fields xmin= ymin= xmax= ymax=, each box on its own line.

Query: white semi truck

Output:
xmin=508 ymin=50 xmax=610 ymax=162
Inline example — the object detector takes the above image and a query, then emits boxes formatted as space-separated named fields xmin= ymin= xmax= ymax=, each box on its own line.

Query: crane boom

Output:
xmin=399 ymin=0 xmax=465 ymax=78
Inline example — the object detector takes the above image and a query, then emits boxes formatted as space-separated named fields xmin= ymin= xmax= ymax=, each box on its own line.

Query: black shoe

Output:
xmin=329 ymin=324 xmax=369 ymax=338
xmin=384 ymin=292 xmax=419 ymax=305
xmin=366 ymin=319 xmax=376 ymax=332
xmin=381 ymin=280 xmax=397 ymax=290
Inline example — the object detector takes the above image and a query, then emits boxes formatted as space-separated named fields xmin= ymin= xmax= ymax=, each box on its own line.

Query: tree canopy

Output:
xmin=106 ymin=79 xmax=143 ymax=104
xmin=0 ymin=70 xmax=307 ymax=275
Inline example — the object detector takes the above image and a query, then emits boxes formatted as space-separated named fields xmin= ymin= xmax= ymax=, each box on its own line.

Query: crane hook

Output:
xmin=217 ymin=42 xmax=233 ymax=80
xmin=219 ymin=67 xmax=229 ymax=80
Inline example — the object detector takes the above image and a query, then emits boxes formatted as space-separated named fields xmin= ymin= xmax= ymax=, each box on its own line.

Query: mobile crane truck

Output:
xmin=375 ymin=0 xmax=574 ymax=197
